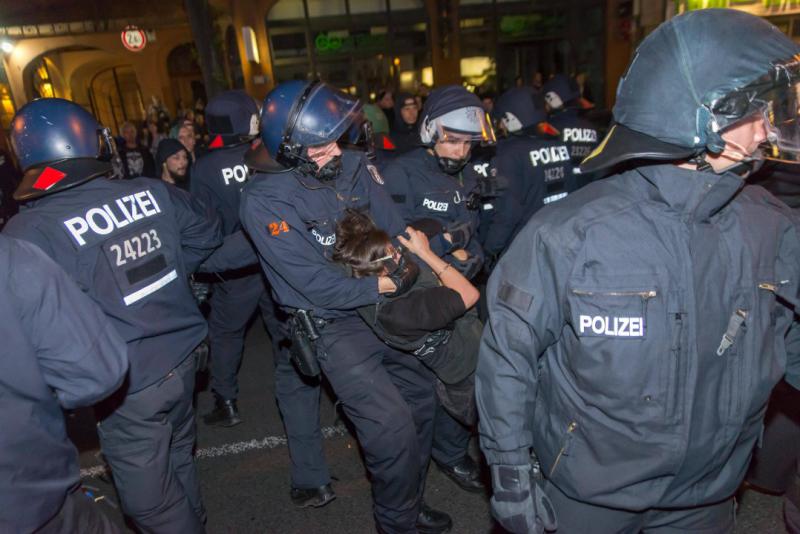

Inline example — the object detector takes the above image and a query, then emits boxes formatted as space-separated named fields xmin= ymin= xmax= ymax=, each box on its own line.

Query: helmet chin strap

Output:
xmin=700 ymin=139 xmax=763 ymax=177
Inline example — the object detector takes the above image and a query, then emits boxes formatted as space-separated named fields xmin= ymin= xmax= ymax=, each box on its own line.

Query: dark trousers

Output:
xmin=748 ymin=380 xmax=800 ymax=534
xmin=36 ymin=488 xmax=122 ymax=534
xmin=544 ymin=481 xmax=735 ymax=534
xmin=431 ymin=403 xmax=472 ymax=466
xmin=207 ymin=274 xmax=272 ymax=401
xmin=207 ymin=273 xmax=330 ymax=489
xmin=317 ymin=315 xmax=436 ymax=534
xmin=97 ymin=355 xmax=205 ymax=534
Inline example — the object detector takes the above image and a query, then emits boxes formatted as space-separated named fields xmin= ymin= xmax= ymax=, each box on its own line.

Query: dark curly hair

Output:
xmin=333 ymin=209 xmax=392 ymax=278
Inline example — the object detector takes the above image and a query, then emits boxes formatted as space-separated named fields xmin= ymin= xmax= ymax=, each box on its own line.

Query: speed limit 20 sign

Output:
xmin=121 ymin=26 xmax=147 ymax=52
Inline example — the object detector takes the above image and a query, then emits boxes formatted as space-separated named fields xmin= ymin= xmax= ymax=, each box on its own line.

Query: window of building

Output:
xmin=0 ymin=62 xmax=14 ymax=129
xmin=28 ymin=57 xmax=61 ymax=99
xmin=349 ymin=0 xmax=387 ymax=15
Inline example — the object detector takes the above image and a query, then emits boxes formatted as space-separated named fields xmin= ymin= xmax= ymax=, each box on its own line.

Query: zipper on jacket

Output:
xmin=759 ymin=281 xmax=800 ymax=312
xmin=548 ymin=421 xmax=578 ymax=478
xmin=666 ymin=312 xmax=684 ymax=420
xmin=716 ymin=309 xmax=747 ymax=357
xmin=571 ymin=289 xmax=657 ymax=299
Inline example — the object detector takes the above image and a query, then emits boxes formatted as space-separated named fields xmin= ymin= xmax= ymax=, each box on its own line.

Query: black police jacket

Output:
xmin=483 ymin=133 xmax=576 ymax=256
xmin=191 ymin=142 xmax=251 ymax=237
xmin=4 ymin=176 xmax=223 ymax=391
xmin=383 ymin=148 xmax=485 ymax=271
xmin=0 ymin=235 xmax=127 ymax=532
xmin=240 ymin=150 xmax=406 ymax=319
xmin=548 ymin=108 xmax=600 ymax=165
xmin=477 ymin=164 xmax=800 ymax=510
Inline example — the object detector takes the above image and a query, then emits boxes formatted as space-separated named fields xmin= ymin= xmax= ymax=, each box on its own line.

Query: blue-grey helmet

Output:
xmin=205 ymin=89 xmax=260 ymax=149
xmin=542 ymin=74 xmax=581 ymax=111
xmin=259 ymin=80 xmax=362 ymax=172
xmin=10 ymin=98 xmax=116 ymax=200
xmin=581 ymin=9 xmax=800 ymax=174
xmin=494 ymin=87 xmax=548 ymax=133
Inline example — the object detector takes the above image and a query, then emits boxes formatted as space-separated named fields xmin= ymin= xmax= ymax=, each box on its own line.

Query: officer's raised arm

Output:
xmin=162 ymin=181 xmax=224 ymax=272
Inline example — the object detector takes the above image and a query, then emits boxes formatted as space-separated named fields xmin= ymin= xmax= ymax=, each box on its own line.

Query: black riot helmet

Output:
xmin=581 ymin=9 xmax=800 ymax=175
xmin=494 ymin=87 xmax=560 ymax=137
xmin=10 ymin=98 xmax=117 ymax=201
xmin=205 ymin=90 xmax=260 ymax=149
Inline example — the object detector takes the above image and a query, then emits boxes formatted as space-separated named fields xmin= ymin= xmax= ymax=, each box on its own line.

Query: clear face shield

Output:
xmin=424 ymin=106 xmax=497 ymax=146
xmin=711 ymin=57 xmax=800 ymax=163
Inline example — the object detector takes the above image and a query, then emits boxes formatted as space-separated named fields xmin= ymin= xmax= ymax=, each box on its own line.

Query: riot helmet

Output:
xmin=581 ymin=9 xmax=800 ymax=175
xmin=419 ymin=85 xmax=496 ymax=174
xmin=542 ymin=74 xmax=582 ymax=112
xmin=259 ymin=80 xmax=363 ymax=180
xmin=205 ymin=90 xmax=260 ymax=149
xmin=494 ymin=87 xmax=559 ymax=137
xmin=10 ymin=98 xmax=116 ymax=201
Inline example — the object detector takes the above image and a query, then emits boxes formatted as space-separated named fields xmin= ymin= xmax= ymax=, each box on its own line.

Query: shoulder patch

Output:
xmin=367 ymin=164 xmax=385 ymax=185
xmin=497 ymin=282 xmax=533 ymax=313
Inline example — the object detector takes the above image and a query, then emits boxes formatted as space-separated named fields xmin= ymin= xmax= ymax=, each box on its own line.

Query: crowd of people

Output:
xmin=2 ymin=7 xmax=800 ymax=534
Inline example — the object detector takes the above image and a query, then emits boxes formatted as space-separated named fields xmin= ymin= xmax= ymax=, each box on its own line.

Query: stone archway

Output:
xmin=166 ymin=42 xmax=205 ymax=119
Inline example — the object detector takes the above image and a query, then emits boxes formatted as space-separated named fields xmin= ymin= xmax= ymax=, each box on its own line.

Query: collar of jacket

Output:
xmin=292 ymin=149 xmax=361 ymax=191
xmin=551 ymin=108 xmax=579 ymax=119
xmin=634 ymin=164 xmax=744 ymax=221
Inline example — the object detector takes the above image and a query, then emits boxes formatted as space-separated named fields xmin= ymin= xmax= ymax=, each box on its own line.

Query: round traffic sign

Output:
xmin=121 ymin=26 xmax=147 ymax=52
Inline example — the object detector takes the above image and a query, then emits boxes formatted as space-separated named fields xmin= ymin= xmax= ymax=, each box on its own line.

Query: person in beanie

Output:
xmin=156 ymin=138 xmax=190 ymax=190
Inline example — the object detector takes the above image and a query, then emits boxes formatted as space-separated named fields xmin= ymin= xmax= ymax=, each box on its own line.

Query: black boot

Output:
xmin=290 ymin=483 xmax=336 ymax=508
xmin=436 ymin=455 xmax=485 ymax=492
xmin=202 ymin=397 xmax=242 ymax=427
xmin=416 ymin=503 xmax=452 ymax=534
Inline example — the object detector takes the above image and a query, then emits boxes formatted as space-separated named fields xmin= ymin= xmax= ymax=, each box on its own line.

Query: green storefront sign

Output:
xmin=315 ymin=32 xmax=387 ymax=55
xmin=499 ymin=13 xmax=566 ymax=38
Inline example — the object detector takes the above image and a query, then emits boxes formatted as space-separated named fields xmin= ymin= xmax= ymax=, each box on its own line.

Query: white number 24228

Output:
xmin=109 ymin=229 xmax=162 ymax=267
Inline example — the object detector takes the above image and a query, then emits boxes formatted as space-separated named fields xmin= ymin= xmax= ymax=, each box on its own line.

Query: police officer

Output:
xmin=240 ymin=81 xmax=451 ymax=534
xmin=191 ymin=90 xmax=335 ymax=507
xmin=482 ymin=87 xmax=575 ymax=258
xmin=543 ymin=73 xmax=599 ymax=188
xmin=1 ymin=235 xmax=128 ymax=533
xmin=478 ymin=9 xmax=800 ymax=533
xmin=4 ymin=98 xmax=224 ymax=532
xmin=383 ymin=85 xmax=494 ymax=493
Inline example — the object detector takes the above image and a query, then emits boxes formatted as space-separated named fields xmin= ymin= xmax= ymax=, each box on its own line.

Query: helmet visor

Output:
xmin=433 ymin=106 xmax=496 ymax=145
xmin=711 ymin=57 xmax=800 ymax=159
xmin=762 ymin=79 xmax=800 ymax=159
xmin=291 ymin=84 xmax=362 ymax=147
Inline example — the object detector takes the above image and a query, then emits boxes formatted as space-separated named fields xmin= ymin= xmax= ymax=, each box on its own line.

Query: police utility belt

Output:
xmin=192 ymin=263 xmax=261 ymax=284
xmin=288 ymin=309 xmax=330 ymax=378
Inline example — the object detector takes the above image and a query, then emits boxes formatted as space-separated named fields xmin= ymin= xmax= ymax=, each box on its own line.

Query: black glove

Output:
xmin=490 ymin=464 xmax=557 ymax=534
xmin=385 ymin=252 xmax=420 ymax=297
xmin=445 ymin=221 xmax=472 ymax=250
xmin=450 ymin=252 xmax=483 ymax=280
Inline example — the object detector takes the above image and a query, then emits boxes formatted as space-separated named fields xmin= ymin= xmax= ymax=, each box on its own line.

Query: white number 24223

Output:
xmin=109 ymin=229 xmax=162 ymax=267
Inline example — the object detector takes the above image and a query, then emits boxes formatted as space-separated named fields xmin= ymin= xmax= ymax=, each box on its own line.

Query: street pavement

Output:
xmin=70 ymin=321 xmax=789 ymax=533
